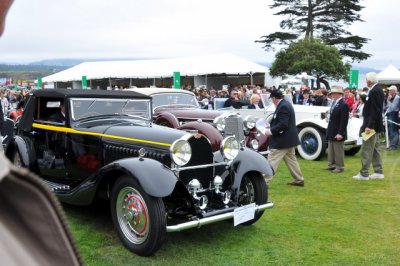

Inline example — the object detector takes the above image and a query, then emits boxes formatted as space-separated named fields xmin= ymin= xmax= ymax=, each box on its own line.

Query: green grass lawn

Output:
xmin=65 ymin=149 xmax=400 ymax=266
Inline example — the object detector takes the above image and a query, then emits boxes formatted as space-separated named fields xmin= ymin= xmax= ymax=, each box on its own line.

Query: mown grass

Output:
xmin=65 ymin=149 xmax=400 ymax=266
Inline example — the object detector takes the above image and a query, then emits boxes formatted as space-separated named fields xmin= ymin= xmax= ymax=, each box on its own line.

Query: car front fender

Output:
xmin=101 ymin=157 xmax=178 ymax=198
xmin=214 ymin=148 xmax=274 ymax=200
xmin=154 ymin=111 xmax=179 ymax=128
xmin=178 ymin=121 xmax=223 ymax=152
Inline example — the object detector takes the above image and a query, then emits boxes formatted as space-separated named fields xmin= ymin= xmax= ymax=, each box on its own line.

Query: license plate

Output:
xmin=233 ymin=203 xmax=256 ymax=226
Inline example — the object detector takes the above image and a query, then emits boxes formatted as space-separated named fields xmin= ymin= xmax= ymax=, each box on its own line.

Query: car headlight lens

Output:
xmin=220 ymin=136 xmax=239 ymax=160
xmin=170 ymin=139 xmax=192 ymax=166
xmin=213 ymin=115 xmax=226 ymax=131
xmin=244 ymin=115 xmax=257 ymax=129
xmin=250 ymin=139 xmax=259 ymax=150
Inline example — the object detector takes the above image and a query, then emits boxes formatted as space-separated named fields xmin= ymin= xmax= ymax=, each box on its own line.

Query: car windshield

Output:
xmin=70 ymin=98 xmax=151 ymax=121
xmin=261 ymin=94 xmax=273 ymax=108
xmin=152 ymin=93 xmax=199 ymax=110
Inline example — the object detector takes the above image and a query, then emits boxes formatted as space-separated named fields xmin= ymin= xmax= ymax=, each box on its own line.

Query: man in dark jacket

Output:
xmin=353 ymin=72 xmax=384 ymax=180
xmin=264 ymin=89 xmax=305 ymax=186
xmin=326 ymin=86 xmax=349 ymax=173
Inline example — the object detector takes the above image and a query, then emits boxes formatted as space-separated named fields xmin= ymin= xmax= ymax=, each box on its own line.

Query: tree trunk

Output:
xmin=305 ymin=0 xmax=313 ymax=39
xmin=317 ymin=78 xmax=330 ymax=91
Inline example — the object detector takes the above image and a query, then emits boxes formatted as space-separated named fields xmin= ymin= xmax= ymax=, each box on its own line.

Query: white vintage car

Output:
xmin=215 ymin=94 xmax=362 ymax=161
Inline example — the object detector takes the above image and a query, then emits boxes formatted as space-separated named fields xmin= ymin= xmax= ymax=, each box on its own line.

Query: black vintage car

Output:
xmin=6 ymin=89 xmax=274 ymax=256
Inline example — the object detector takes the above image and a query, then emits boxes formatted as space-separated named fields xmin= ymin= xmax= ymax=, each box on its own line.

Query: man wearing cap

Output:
xmin=353 ymin=72 xmax=384 ymax=180
xmin=326 ymin=86 xmax=349 ymax=173
xmin=264 ymin=89 xmax=305 ymax=187
xmin=385 ymin=85 xmax=399 ymax=150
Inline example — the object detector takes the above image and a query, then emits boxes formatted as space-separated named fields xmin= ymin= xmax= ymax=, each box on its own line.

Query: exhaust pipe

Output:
xmin=166 ymin=202 xmax=274 ymax=232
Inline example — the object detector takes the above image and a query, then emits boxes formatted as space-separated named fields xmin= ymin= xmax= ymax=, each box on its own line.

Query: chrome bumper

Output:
xmin=166 ymin=202 xmax=274 ymax=232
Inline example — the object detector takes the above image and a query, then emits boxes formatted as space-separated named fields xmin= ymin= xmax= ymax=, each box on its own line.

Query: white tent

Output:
xmin=42 ymin=54 xmax=269 ymax=83
xmin=377 ymin=64 xmax=400 ymax=84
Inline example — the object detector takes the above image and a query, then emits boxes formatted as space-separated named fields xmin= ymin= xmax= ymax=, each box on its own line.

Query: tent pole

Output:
xmin=109 ymin=78 xmax=111 ymax=89
xmin=250 ymin=72 xmax=254 ymax=85
xmin=205 ymin=75 xmax=208 ymax=88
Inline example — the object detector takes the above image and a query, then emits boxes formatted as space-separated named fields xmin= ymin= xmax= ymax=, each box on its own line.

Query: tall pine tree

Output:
xmin=256 ymin=0 xmax=370 ymax=62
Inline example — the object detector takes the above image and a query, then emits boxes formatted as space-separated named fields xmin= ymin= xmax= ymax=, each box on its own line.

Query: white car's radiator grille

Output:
xmin=224 ymin=116 xmax=245 ymax=142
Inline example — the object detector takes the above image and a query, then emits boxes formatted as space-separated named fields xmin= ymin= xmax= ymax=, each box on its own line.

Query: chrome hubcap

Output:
xmin=116 ymin=187 xmax=149 ymax=245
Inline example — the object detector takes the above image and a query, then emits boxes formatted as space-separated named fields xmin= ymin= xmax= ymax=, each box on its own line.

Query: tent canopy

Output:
xmin=42 ymin=54 xmax=269 ymax=83
xmin=377 ymin=64 xmax=400 ymax=84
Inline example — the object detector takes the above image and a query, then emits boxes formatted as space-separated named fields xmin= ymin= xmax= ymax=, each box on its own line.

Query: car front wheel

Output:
xmin=297 ymin=127 xmax=326 ymax=160
xmin=111 ymin=176 xmax=166 ymax=256
xmin=238 ymin=174 xmax=267 ymax=225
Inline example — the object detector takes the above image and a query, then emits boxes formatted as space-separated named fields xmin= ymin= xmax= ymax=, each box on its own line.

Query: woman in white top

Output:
xmin=352 ymin=94 xmax=367 ymax=120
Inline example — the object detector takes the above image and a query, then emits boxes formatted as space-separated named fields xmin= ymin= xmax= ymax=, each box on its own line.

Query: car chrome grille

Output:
xmin=224 ymin=116 xmax=245 ymax=142
xmin=178 ymin=135 xmax=213 ymax=187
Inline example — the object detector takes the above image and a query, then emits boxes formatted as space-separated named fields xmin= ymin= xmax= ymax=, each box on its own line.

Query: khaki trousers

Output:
xmin=327 ymin=140 xmax=345 ymax=170
xmin=268 ymin=147 xmax=304 ymax=181
xmin=360 ymin=133 xmax=383 ymax=177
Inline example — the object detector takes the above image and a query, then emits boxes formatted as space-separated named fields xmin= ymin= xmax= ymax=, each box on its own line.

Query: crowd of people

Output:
xmin=179 ymin=73 xmax=399 ymax=185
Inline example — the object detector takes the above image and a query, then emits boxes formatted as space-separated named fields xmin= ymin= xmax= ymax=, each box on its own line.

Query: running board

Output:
xmin=42 ymin=180 xmax=71 ymax=192
xmin=166 ymin=202 xmax=274 ymax=232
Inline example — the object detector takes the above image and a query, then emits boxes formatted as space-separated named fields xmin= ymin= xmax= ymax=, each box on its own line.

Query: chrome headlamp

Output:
xmin=250 ymin=139 xmax=259 ymax=150
xmin=170 ymin=139 xmax=192 ymax=166
xmin=243 ymin=115 xmax=257 ymax=129
xmin=213 ymin=115 xmax=226 ymax=131
xmin=220 ymin=136 xmax=239 ymax=160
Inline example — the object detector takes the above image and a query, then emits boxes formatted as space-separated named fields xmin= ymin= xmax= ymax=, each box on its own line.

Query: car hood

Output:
xmin=74 ymin=119 xmax=186 ymax=150
xmin=154 ymin=107 xmax=223 ymax=122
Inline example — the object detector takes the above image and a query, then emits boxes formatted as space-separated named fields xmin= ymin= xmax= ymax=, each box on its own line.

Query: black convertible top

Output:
xmin=31 ymin=89 xmax=151 ymax=100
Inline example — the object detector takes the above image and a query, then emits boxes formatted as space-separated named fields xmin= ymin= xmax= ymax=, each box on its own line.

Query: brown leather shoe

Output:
xmin=287 ymin=180 xmax=304 ymax=187
xmin=331 ymin=168 xmax=344 ymax=173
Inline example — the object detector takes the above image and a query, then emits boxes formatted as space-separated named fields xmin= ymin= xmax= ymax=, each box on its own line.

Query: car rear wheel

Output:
xmin=345 ymin=146 xmax=361 ymax=156
xmin=238 ymin=174 xmax=267 ymax=225
xmin=297 ymin=127 xmax=326 ymax=161
xmin=12 ymin=149 xmax=24 ymax=168
xmin=111 ymin=176 xmax=166 ymax=256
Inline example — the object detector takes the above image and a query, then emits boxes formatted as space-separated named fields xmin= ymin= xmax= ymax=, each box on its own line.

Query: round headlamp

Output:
xmin=250 ymin=139 xmax=259 ymax=150
xmin=213 ymin=115 xmax=226 ymax=131
xmin=220 ymin=136 xmax=239 ymax=160
xmin=170 ymin=139 xmax=192 ymax=166
xmin=244 ymin=115 xmax=257 ymax=129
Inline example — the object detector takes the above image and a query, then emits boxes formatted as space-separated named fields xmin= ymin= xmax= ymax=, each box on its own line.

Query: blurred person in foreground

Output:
xmin=263 ymin=89 xmax=305 ymax=187
xmin=385 ymin=85 xmax=400 ymax=151
xmin=326 ymin=86 xmax=349 ymax=173
xmin=353 ymin=72 xmax=384 ymax=180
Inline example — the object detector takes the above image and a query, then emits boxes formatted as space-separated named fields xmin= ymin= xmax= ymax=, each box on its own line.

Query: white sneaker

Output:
xmin=369 ymin=173 xmax=384 ymax=179
xmin=352 ymin=173 xmax=370 ymax=180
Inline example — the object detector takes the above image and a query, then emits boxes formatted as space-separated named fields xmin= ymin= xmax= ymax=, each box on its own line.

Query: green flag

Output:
xmin=348 ymin=70 xmax=359 ymax=89
xmin=82 ymin=75 xmax=88 ymax=89
xmin=37 ymin=77 xmax=42 ymax=89
xmin=173 ymin=72 xmax=180 ymax=89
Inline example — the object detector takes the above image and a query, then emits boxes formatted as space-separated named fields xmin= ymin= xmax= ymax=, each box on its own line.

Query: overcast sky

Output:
xmin=0 ymin=0 xmax=398 ymax=70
